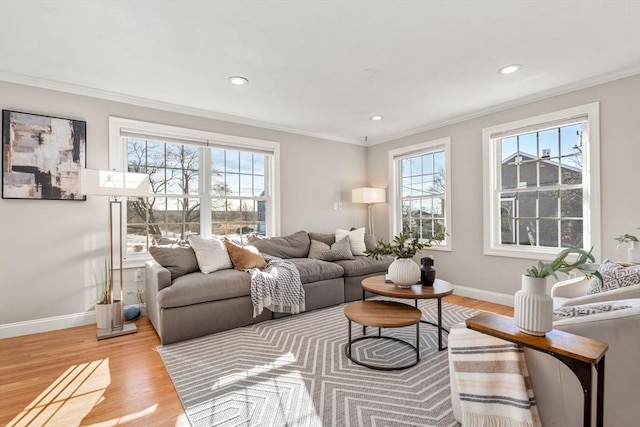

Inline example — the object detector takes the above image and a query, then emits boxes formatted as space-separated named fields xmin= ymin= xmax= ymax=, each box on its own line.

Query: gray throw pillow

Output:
xmin=149 ymin=243 xmax=199 ymax=281
xmin=247 ymin=230 xmax=311 ymax=258
xmin=308 ymin=236 xmax=355 ymax=261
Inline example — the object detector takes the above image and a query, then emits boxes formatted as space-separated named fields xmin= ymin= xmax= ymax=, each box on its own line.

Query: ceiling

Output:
xmin=1 ymin=1 xmax=639 ymax=146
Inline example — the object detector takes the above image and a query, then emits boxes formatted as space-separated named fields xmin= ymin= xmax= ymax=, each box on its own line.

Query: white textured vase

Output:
xmin=388 ymin=258 xmax=421 ymax=288
xmin=95 ymin=300 xmax=122 ymax=329
xmin=628 ymin=241 xmax=640 ymax=264
xmin=514 ymin=275 xmax=553 ymax=336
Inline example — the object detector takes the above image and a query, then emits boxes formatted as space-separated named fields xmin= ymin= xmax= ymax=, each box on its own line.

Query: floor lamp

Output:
xmin=80 ymin=169 xmax=150 ymax=340
xmin=352 ymin=187 xmax=386 ymax=236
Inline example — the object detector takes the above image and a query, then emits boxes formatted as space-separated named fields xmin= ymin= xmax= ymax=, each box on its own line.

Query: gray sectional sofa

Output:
xmin=145 ymin=230 xmax=393 ymax=344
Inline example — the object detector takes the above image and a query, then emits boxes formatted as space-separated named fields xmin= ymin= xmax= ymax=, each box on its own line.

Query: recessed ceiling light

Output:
xmin=229 ymin=76 xmax=249 ymax=85
xmin=497 ymin=64 xmax=522 ymax=75
xmin=370 ymin=115 xmax=383 ymax=121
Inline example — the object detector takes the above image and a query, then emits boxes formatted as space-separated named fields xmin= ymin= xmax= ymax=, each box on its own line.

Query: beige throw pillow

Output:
xmin=308 ymin=236 xmax=354 ymax=261
xmin=335 ymin=227 xmax=366 ymax=255
xmin=188 ymin=235 xmax=233 ymax=274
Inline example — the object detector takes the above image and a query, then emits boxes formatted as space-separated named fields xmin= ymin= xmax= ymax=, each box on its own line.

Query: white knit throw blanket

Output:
xmin=249 ymin=255 xmax=305 ymax=317
xmin=449 ymin=327 xmax=541 ymax=427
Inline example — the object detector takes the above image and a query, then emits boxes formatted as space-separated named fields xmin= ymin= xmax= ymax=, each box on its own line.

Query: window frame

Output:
xmin=108 ymin=117 xmax=281 ymax=265
xmin=388 ymin=137 xmax=452 ymax=251
xmin=482 ymin=102 xmax=601 ymax=260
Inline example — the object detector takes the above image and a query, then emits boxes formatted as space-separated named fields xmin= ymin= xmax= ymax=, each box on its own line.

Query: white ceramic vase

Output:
xmin=514 ymin=275 xmax=553 ymax=336
xmin=96 ymin=300 xmax=122 ymax=329
xmin=388 ymin=258 xmax=421 ymax=288
xmin=628 ymin=241 xmax=640 ymax=264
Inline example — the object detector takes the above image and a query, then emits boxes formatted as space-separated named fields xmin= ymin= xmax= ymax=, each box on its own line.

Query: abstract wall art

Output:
xmin=2 ymin=110 xmax=86 ymax=200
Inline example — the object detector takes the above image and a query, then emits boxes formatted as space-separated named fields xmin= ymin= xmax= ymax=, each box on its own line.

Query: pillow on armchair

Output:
xmin=586 ymin=259 xmax=640 ymax=294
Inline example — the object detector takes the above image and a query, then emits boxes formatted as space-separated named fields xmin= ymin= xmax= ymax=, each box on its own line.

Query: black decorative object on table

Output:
xmin=420 ymin=256 xmax=436 ymax=286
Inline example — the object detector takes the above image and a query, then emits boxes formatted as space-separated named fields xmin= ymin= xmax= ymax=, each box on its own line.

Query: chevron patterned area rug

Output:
xmin=159 ymin=298 xmax=477 ymax=427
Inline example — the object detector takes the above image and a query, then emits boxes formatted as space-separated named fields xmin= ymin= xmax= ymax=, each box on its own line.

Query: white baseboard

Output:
xmin=0 ymin=305 xmax=142 ymax=339
xmin=453 ymin=284 xmax=514 ymax=307
xmin=0 ymin=311 xmax=97 ymax=339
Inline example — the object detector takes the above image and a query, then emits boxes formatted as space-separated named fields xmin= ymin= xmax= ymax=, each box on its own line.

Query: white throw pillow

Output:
xmin=335 ymin=227 xmax=366 ymax=256
xmin=188 ymin=235 xmax=233 ymax=274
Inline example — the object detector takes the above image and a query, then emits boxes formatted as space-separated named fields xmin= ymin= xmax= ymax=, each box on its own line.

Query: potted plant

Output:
xmin=515 ymin=247 xmax=601 ymax=336
xmin=366 ymin=231 xmax=445 ymax=287
xmin=95 ymin=258 xmax=121 ymax=330
xmin=614 ymin=231 xmax=640 ymax=263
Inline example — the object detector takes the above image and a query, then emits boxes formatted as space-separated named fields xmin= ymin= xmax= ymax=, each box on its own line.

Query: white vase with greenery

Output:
xmin=614 ymin=233 xmax=640 ymax=264
xmin=366 ymin=231 xmax=445 ymax=288
xmin=515 ymin=248 xmax=601 ymax=335
xmin=95 ymin=258 xmax=120 ymax=329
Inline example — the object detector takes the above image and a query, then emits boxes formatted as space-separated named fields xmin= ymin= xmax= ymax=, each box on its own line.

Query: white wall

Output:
xmin=0 ymin=81 xmax=369 ymax=334
xmin=367 ymin=74 xmax=640 ymax=300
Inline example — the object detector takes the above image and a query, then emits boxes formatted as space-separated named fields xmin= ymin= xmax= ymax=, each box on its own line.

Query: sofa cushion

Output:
xmin=158 ymin=269 xmax=251 ymax=308
xmin=308 ymin=232 xmax=335 ymax=247
xmin=149 ymin=242 xmax=199 ymax=281
xmin=308 ymin=236 xmax=354 ymax=261
xmin=333 ymin=255 xmax=394 ymax=277
xmin=223 ymin=240 xmax=267 ymax=270
xmin=287 ymin=258 xmax=344 ymax=284
xmin=188 ymin=235 xmax=233 ymax=274
xmin=587 ymin=259 xmax=640 ymax=294
xmin=248 ymin=231 xmax=311 ymax=258
xmin=335 ymin=227 xmax=366 ymax=255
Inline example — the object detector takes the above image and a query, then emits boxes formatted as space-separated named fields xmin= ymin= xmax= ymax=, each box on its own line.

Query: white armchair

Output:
xmin=449 ymin=301 xmax=640 ymax=427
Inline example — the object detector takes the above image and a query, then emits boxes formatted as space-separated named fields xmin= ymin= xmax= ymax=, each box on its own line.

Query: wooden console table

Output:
xmin=465 ymin=313 xmax=608 ymax=427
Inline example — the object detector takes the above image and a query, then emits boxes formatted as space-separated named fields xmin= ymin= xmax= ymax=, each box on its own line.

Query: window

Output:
xmin=388 ymin=137 xmax=451 ymax=250
xmin=483 ymin=103 xmax=600 ymax=259
xmin=108 ymin=117 xmax=280 ymax=261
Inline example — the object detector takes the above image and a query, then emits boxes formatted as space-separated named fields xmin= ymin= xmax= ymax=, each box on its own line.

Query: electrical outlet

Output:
xmin=134 ymin=269 xmax=143 ymax=282
xmin=337 ymin=202 xmax=343 ymax=210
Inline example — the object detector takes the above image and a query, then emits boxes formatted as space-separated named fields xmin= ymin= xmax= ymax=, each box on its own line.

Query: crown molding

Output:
xmin=0 ymin=70 xmax=365 ymax=147
xmin=366 ymin=65 xmax=640 ymax=146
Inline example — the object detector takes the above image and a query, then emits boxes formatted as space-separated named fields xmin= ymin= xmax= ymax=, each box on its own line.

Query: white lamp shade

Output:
xmin=80 ymin=169 xmax=150 ymax=197
xmin=352 ymin=187 xmax=385 ymax=204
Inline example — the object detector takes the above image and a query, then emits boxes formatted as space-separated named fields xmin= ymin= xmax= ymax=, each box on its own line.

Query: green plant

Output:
xmin=366 ymin=231 xmax=445 ymax=259
xmin=98 ymin=258 xmax=112 ymax=305
xmin=613 ymin=233 xmax=639 ymax=244
xmin=525 ymin=247 xmax=602 ymax=282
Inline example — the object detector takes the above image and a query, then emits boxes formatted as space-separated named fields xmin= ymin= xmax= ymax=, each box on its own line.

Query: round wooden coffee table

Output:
xmin=361 ymin=275 xmax=454 ymax=351
xmin=344 ymin=300 xmax=423 ymax=370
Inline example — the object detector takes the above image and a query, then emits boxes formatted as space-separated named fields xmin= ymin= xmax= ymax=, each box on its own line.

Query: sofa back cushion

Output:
xmin=149 ymin=242 xmax=200 ymax=281
xmin=308 ymin=232 xmax=335 ymax=247
xmin=248 ymin=230 xmax=311 ymax=258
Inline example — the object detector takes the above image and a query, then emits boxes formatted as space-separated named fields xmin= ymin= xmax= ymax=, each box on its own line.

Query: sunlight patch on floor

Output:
xmin=7 ymin=359 xmax=110 ymax=426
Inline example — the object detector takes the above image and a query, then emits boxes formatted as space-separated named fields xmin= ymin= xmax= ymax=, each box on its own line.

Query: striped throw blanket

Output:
xmin=249 ymin=254 xmax=305 ymax=317
xmin=449 ymin=326 xmax=541 ymax=427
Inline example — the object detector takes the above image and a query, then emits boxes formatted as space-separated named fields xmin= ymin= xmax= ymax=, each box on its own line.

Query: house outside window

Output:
xmin=483 ymin=103 xmax=601 ymax=259
xmin=388 ymin=137 xmax=451 ymax=250
xmin=108 ymin=117 xmax=280 ymax=261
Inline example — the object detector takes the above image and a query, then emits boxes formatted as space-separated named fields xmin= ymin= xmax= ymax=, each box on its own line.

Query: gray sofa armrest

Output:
xmin=145 ymin=260 xmax=172 ymax=334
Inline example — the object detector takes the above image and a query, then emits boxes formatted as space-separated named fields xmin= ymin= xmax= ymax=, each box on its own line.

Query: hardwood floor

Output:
xmin=0 ymin=296 xmax=512 ymax=426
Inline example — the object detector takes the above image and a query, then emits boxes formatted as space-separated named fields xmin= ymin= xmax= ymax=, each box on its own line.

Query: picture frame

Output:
xmin=2 ymin=110 xmax=86 ymax=200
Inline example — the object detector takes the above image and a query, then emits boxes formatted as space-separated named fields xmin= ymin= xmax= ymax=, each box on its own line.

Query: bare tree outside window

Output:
xmin=400 ymin=151 xmax=446 ymax=241
xmin=125 ymin=140 xmax=268 ymax=254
